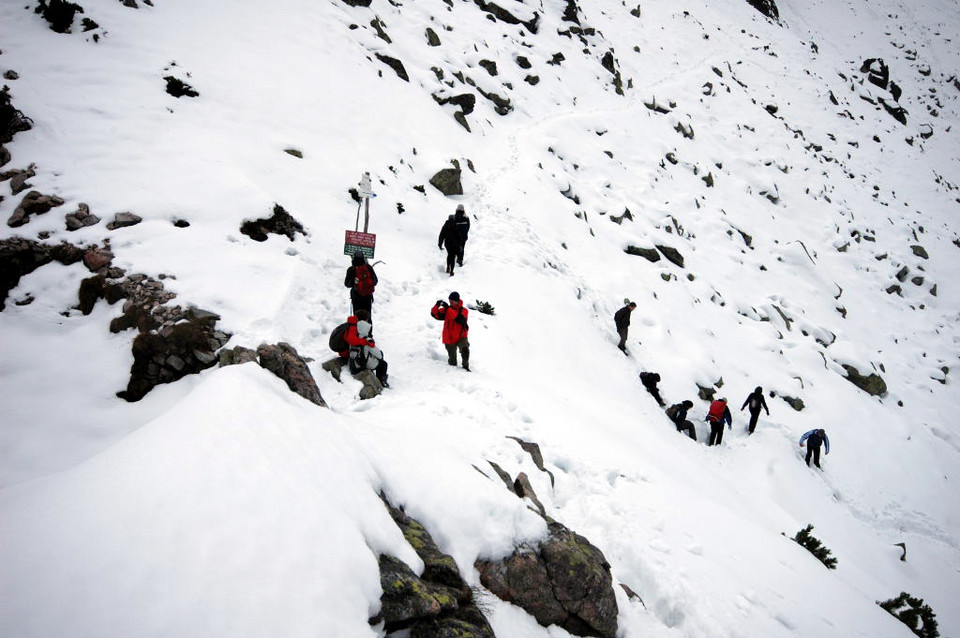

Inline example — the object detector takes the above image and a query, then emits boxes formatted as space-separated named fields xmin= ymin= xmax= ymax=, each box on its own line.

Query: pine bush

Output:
xmin=792 ymin=524 xmax=837 ymax=569
xmin=474 ymin=300 xmax=495 ymax=315
xmin=878 ymin=592 xmax=940 ymax=638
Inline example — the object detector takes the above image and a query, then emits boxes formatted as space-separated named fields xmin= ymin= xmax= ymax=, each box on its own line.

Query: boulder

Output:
xmin=624 ymin=245 xmax=661 ymax=262
xmin=355 ymin=369 xmax=384 ymax=400
xmin=429 ymin=167 xmax=463 ymax=196
xmin=256 ymin=342 xmax=325 ymax=406
xmin=0 ymin=238 xmax=83 ymax=310
xmin=745 ymin=0 xmax=779 ymax=20
xmin=218 ymin=346 xmax=258 ymax=367
xmin=0 ymin=163 xmax=35 ymax=194
xmin=842 ymin=364 xmax=887 ymax=396
xmin=656 ymin=244 xmax=685 ymax=267
xmin=375 ymin=554 xmax=451 ymax=630
xmin=375 ymin=53 xmax=409 ymax=82
xmin=477 ymin=521 xmax=619 ymax=638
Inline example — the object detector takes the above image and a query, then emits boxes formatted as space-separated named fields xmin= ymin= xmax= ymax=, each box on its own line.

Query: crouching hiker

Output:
xmin=798 ymin=428 xmax=830 ymax=469
xmin=431 ymin=291 xmax=469 ymax=370
xmin=706 ymin=397 xmax=732 ymax=446
xmin=322 ymin=309 xmax=373 ymax=382
xmin=666 ymin=400 xmax=697 ymax=440
xmin=349 ymin=318 xmax=389 ymax=391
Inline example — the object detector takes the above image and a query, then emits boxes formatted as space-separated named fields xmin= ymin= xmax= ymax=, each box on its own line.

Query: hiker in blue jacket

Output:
xmin=798 ymin=428 xmax=830 ymax=468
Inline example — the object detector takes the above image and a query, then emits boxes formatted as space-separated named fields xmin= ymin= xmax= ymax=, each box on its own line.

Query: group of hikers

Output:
xmin=322 ymin=204 xmax=474 ymax=390
xmin=619 ymin=302 xmax=831 ymax=469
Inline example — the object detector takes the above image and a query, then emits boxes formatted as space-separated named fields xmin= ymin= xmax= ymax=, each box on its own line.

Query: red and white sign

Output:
xmin=344 ymin=230 xmax=376 ymax=258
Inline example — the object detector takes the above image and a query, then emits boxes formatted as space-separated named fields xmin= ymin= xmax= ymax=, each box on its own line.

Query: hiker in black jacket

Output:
xmin=344 ymin=252 xmax=378 ymax=319
xmin=666 ymin=400 xmax=697 ymax=440
xmin=453 ymin=204 xmax=470 ymax=266
xmin=741 ymin=386 xmax=770 ymax=434
xmin=613 ymin=299 xmax=637 ymax=354
xmin=640 ymin=372 xmax=665 ymax=406
xmin=438 ymin=214 xmax=463 ymax=276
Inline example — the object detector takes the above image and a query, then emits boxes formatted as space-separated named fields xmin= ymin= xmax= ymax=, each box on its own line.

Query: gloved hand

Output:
xmin=436 ymin=299 xmax=445 ymax=306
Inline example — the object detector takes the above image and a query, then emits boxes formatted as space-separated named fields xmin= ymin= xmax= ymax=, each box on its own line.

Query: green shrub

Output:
xmin=792 ymin=524 xmax=837 ymax=569
xmin=878 ymin=592 xmax=939 ymax=638
xmin=474 ymin=300 xmax=495 ymax=315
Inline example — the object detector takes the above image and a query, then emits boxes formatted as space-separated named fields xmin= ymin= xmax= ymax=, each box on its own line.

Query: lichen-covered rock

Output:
xmin=429 ymin=167 xmax=463 ymax=196
xmin=842 ymin=364 xmax=887 ymax=396
xmin=256 ymin=342 xmax=325 ymax=407
xmin=375 ymin=554 xmax=448 ymax=630
xmin=477 ymin=521 xmax=619 ymax=637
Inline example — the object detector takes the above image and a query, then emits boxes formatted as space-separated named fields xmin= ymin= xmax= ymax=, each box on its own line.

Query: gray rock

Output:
xmin=256 ymin=342 xmax=326 ymax=407
xmin=508 ymin=436 xmax=555 ymax=486
xmin=910 ymin=244 xmax=929 ymax=259
xmin=106 ymin=211 xmax=143 ymax=230
xmin=218 ymin=346 xmax=258 ymax=367
xmin=7 ymin=190 xmax=64 ymax=227
xmin=355 ymin=369 xmax=383 ymax=400
xmin=656 ymin=244 xmax=685 ymax=268
xmin=624 ymin=245 xmax=661 ymax=262
xmin=513 ymin=472 xmax=547 ymax=518
xmin=477 ymin=521 xmax=619 ymax=638
xmin=3 ymin=70 xmax=19 ymax=81
xmin=375 ymin=53 xmax=409 ymax=82
xmin=429 ymin=167 xmax=463 ymax=196
xmin=65 ymin=203 xmax=101 ymax=231
xmin=425 ymin=27 xmax=441 ymax=46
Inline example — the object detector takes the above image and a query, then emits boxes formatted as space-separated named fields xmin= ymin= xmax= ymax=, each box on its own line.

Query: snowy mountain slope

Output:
xmin=1 ymin=0 xmax=958 ymax=637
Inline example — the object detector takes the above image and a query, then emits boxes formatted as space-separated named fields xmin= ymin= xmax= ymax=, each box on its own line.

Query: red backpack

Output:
xmin=707 ymin=400 xmax=727 ymax=423
xmin=354 ymin=264 xmax=375 ymax=296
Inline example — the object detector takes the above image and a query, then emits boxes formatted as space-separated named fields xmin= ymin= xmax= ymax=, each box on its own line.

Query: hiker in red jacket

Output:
xmin=706 ymin=397 xmax=732 ymax=446
xmin=344 ymin=252 xmax=378 ymax=320
xmin=431 ymin=291 xmax=470 ymax=370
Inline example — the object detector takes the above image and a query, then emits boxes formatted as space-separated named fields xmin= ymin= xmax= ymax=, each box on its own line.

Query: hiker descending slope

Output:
xmin=666 ymin=400 xmax=697 ymax=440
xmin=706 ymin=397 xmax=732 ymax=446
xmin=799 ymin=428 xmax=830 ymax=469
xmin=344 ymin=252 xmax=378 ymax=320
xmin=438 ymin=213 xmax=464 ymax=276
xmin=640 ymin=372 xmax=665 ymax=406
xmin=431 ymin=292 xmax=470 ymax=371
xmin=613 ymin=299 xmax=637 ymax=355
xmin=741 ymin=386 xmax=770 ymax=434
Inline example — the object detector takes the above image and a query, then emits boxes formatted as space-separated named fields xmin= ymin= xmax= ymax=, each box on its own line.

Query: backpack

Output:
xmin=665 ymin=404 xmax=681 ymax=423
xmin=354 ymin=264 xmax=375 ymax=296
xmin=329 ymin=322 xmax=350 ymax=352
xmin=707 ymin=400 xmax=726 ymax=423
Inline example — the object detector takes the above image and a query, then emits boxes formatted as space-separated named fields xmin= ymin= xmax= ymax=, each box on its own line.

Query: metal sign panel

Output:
xmin=344 ymin=230 xmax=376 ymax=258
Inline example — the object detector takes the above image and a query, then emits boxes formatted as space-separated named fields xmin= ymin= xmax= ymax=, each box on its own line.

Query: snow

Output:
xmin=1 ymin=0 xmax=958 ymax=636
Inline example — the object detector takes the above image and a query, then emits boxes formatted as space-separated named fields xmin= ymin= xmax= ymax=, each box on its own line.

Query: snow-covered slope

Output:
xmin=1 ymin=0 xmax=958 ymax=636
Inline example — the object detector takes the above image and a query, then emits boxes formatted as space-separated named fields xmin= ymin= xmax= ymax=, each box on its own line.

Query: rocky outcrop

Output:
xmin=624 ymin=245 xmax=661 ymax=262
xmin=476 ymin=521 xmax=619 ymax=638
xmin=375 ymin=53 xmax=410 ymax=82
xmin=36 ymin=0 xmax=86 ymax=33
xmin=256 ymin=342 xmax=326 ymax=407
xmin=118 ymin=308 xmax=231 ymax=402
xmin=240 ymin=203 xmax=306 ymax=242
xmin=656 ymin=244 xmax=685 ymax=268
xmin=65 ymin=203 xmax=101 ymax=230
xmin=371 ymin=499 xmax=495 ymax=638
xmin=474 ymin=0 xmax=540 ymax=34
xmin=745 ymin=0 xmax=778 ymax=20
xmin=0 ymin=163 xmax=35 ymax=194
xmin=0 ymin=237 xmax=84 ymax=310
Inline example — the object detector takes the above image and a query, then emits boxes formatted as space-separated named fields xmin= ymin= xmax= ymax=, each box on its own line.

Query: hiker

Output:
xmin=453 ymin=204 xmax=470 ymax=266
xmin=344 ymin=252 xmax=378 ymax=320
xmin=639 ymin=372 xmax=665 ymax=407
xmin=799 ymin=428 xmax=830 ymax=469
xmin=741 ymin=386 xmax=770 ymax=434
xmin=613 ymin=299 xmax=637 ymax=354
xmin=666 ymin=400 xmax=697 ymax=440
xmin=706 ymin=397 xmax=732 ymax=446
xmin=349 ymin=318 xmax=389 ymax=387
xmin=431 ymin=291 xmax=469 ymax=370
xmin=322 ymin=310 xmax=373 ymax=382
xmin=438 ymin=213 xmax=464 ymax=276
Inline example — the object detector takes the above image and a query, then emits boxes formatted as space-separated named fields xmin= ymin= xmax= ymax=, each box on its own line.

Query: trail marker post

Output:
xmin=346 ymin=172 xmax=377 ymax=258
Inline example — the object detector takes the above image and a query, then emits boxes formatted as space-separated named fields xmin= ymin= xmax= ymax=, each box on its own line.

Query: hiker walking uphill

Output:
xmin=438 ymin=211 xmax=465 ymax=276
xmin=344 ymin=252 xmax=378 ymax=320
xmin=453 ymin=204 xmax=470 ymax=266
xmin=613 ymin=299 xmax=637 ymax=355
xmin=706 ymin=397 xmax=732 ymax=446
xmin=799 ymin=428 xmax=830 ymax=469
xmin=431 ymin=292 xmax=469 ymax=371
xmin=666 ymin=400 xmax=697 ymax=440
xmin=640 ymin=372 xmax=665 ymax=407
xmin=741 ymin=386 xmax=770 ymax=434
